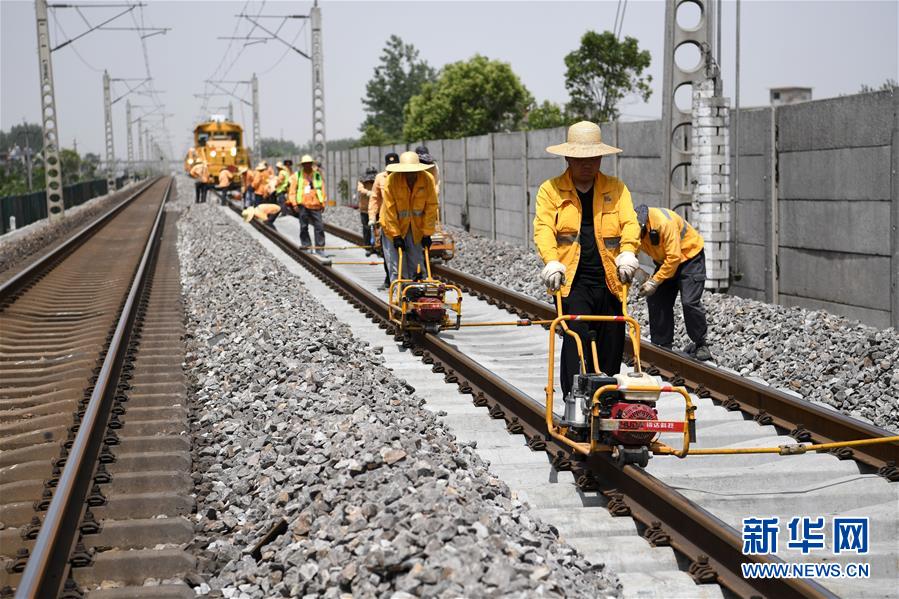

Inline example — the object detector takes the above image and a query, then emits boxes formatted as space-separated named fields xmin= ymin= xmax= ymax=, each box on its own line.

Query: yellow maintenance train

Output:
xmin=185 ymin=116 xmax=250 ymax=188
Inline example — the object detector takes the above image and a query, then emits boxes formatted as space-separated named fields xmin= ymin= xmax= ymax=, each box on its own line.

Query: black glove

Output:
xmin=421 ymin=235 xmax=432 ymax=249
xmin=393 ymin=236 xmax=405 ymax=250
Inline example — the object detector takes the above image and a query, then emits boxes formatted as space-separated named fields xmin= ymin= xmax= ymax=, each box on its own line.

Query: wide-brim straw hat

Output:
xmin=241 ymin=208 xmax=254 ymax=222
xmin=237 ymin=166 xmax=248 ymax=174
xmin=386 ymin=151 xmax=431 ymax=173
xmin=255 ymin=162 xmax=267 ymax=171
xmin=275 ymin=161 xmax=284 ymax=169
xmin=546 ymin=121 xmax=622 ymax=158
xmin=299 ymin=154 xmax=315 ymax=164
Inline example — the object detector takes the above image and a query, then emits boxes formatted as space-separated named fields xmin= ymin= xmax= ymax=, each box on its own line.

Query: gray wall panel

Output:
xmin=779 ymin=294 xmax=891 ymax=329
xmin=779 ymin=248 xmax=891 ymax=311
xmin=779 ymin=199 xmax=891 ymax=256
xmin=777 ymin=91 xmax=894 ymax=151
xmin=779 ymin=146 xmax=891 ymax=200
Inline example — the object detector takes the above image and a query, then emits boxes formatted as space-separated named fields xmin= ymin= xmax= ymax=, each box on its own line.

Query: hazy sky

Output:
xmin=1 ymin=0 xmax=896 ymax=158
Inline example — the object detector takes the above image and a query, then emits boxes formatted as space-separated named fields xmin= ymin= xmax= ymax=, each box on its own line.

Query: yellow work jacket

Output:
xmin=640 ymin=207 xmax=704 ymax=283
xmin=368 ymin=171 xmax=389 ymax=222
xmin=381 ymin=171 xmax=438 ymax=244
xmin=357 ymin=180 xmax=373 ymax=212
xmin=190 ymin=162 xmax=209 ymax=184
xmin=533 ymin=170 xmax=640 ymax=300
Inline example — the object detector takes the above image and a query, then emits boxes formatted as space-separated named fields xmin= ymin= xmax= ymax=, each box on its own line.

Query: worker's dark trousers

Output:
xmin=360 ymin=212 xmax=370 ymax=245
xmin=299 ymin=206 xmax=325 ymax=249
xmin=647 ymin=250 xmax=708 ymax=348
xmin=560 ymin=281 xmax=625 ymax=397
xmin=194 ymin=182 xmax=207 ymax=203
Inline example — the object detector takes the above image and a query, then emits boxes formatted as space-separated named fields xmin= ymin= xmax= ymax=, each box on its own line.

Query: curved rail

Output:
xmin=15 ymin=177 xmax=173 ymax=598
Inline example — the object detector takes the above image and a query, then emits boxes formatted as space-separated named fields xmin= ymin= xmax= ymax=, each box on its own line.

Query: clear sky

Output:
xmin=2 ymin=0 xmax=897 ymax=158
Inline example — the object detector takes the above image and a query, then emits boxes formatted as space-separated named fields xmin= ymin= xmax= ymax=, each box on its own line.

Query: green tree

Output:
xmin=82 ymin=153 xmax=101 ymax=179
xmin=357 ymin=124 xmax=389 ymax=148
xmin=60 ymin=148 xmax=81 ymax=185
xmin=361 ymin=35 xmax=436 ymax=140
xmin=404 ymin=55 xmax=534 ymax=140
xmin=524 ymin=100 xmax=572 ymax=130
xmin=564 ymin=31 xmax=652 ymax=123
xmin=259 ymin=137 xmax=300 ymax=158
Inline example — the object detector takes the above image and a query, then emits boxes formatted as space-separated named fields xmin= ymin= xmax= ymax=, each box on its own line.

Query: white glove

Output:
xmin=540 ymin=260 xmax=566 ymax=292
xmin=615 ymin=251 xmax=639 ymax=284
xmin=638 ymin=278 xmax=659 ymax=297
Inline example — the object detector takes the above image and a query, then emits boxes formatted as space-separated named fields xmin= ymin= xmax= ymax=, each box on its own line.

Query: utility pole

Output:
xmin=126 ymin=99 xmax=134 ymax=176
xmin=228 ymin=101 xmax=234 ymax=121
xmin=251 ymin=73 xmax=260 ymax=155
xmin=310 ymin=1 xmax=326 ymax=163
xmin=103 ymin=70 xmax=116 ymax=192
xmin=34 ymin=0 xmax=65 ymax=221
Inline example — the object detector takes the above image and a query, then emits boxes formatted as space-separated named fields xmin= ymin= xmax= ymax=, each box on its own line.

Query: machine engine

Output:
xmin=561 ymin=371 xmax=662 ymax=450
xmin=402 ymin=283 xmax=449 ymax=333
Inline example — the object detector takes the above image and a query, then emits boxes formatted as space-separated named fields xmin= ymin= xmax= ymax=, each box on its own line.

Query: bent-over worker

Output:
xmin=533 ymin=121 xmax=641 ymax=397
xmin=635 ymin=204 xmax=711 ymax=361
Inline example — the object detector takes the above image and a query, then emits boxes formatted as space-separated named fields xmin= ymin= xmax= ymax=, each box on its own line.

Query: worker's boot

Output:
xmin=692 ymin=344 xmax=712 ymax=361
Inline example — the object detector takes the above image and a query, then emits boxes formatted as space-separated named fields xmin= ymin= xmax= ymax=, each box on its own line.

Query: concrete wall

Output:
xmin=326 ymin=89 xmax=898 ymax=328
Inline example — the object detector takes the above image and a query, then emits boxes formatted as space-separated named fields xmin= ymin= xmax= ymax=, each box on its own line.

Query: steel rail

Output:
xmin=324 ymin=221 xmax=899 ymax=474
xmin=15 ymin=177 xmax=173 ymax=599
xmin=0 ymin=177 xmax=159 ymax=307
xmin=238 ymin=205 xmax=834 ymax=598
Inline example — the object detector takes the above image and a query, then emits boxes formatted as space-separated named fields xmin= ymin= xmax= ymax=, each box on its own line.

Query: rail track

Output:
xmin=1 ymin=177 xmax=194 ymax=598
xmin=229 ymin=201 xmax=898 ymax=599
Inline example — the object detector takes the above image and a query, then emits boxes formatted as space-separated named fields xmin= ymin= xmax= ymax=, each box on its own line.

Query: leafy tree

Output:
xmin=361 ymin=35 xmax=436 ymax=140
xmin=259 ymin=137 xmax=300 ymax=158
xmin=859 ymin=78 xmax=898 ymax=93
xmin=524 ymin=100 xmax=573 ymax=130
xmin=82 ymin=153 xmax=101 ymax=179
xmin=404 ymin=55 xmax=534 ymax=140
xmin=564 ymin=31 xmax=652 ymax=123
xmin=357 ymin=124 xmax=389 ymax=148
xmin=0 ymin=122 xmax=43 ymax=155
xmin=60 ymin=149 xmax=82 ymax=185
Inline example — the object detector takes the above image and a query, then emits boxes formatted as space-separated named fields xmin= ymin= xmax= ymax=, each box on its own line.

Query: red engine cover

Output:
xmin=610 ymin=402 xmax=658 ymax=445
xmin=413 ymin=297 xmax=445 ymax=323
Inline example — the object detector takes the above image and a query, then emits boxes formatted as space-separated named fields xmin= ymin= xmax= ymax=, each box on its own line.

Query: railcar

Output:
xmin=185 ymin=115 xmax=250 ymax=188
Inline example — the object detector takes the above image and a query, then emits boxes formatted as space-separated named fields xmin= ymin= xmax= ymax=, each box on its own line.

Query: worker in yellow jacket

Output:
xmin=189 ymin=159 xmax=209 ymax=204
xmin=369 ymin=152 xmax=400 ymax=288
xmin=381 ymin=151 xmax=438 ymax=282
xmin=533 ymin=121 xmax=641 ymax=396
xmin=635 ymin=205 xmax=711 ymax=361
xmin=288 ymin=154 xmax=328 ymax=252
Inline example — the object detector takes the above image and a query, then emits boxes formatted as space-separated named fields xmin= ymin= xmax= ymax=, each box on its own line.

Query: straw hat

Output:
xmin=386 ymin=151 xmax=430 ymax=173
xmin=255 ymin=162 xmax=267 ymax=171
xmin=241 ymin=207 xmax=255 ymax=223
xmin=237 ymin=166 xmax=248 ymax=174
xmin=546 ymin=121 xmax=621 ymax=158
xmin=299 ymin=154 xmax=315 ymax=164
xmin=275 ymin=161 xmax=284 ymax=170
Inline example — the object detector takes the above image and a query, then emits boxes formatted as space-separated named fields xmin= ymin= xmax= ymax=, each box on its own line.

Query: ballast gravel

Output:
xmin=328 ymin=205 xmax=898 ymax=432
xmin=177 ymin=194 xmax=620 ymax=598
xmin=0 ymin=180 xmax=141 ymax=283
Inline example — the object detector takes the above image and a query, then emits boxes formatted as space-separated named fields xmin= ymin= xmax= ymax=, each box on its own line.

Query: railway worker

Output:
xmin=635 ymin=204 xmax=712 ymax=361
xmin=274 ymin=160 xmax=293 ymax=213
xmin=239 ymin=166 xmax=253 ymax=207
xmin=357 ymin=166 xmax=378 ymax=252
xmin=381 ymin=151 xmax=438 ymax=282
xmin=415 ymin=145 xmax=440 ymax=197
xmin=190 ymin=159 xmax=209 ymax=204
xmin=251 ymin=162 xmax=269 ymax=206
xmin=216 ymin=167 xmax=234 ymax=204
xmin=370 ymin=152 xmax=400 ymax=288
xmin=288 ymin=154 xmax=328 ymax=253
xmin=241 ymin=203 xmax=281 ymax=228
xmin=533 ymin=121 xmax=641 ymax=397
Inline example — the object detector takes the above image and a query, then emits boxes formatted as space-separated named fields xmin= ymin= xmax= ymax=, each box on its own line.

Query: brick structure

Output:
xmin=691 ymin=78 xmax=731 ymax=291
